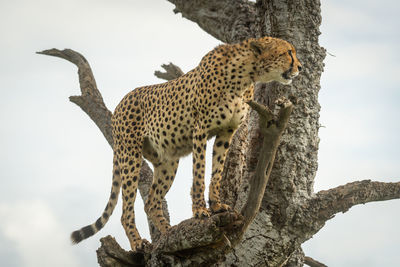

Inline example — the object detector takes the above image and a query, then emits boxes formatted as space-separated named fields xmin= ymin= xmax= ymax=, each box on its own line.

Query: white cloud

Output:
xmin=0 ymin=200 xmax=81 ymax=267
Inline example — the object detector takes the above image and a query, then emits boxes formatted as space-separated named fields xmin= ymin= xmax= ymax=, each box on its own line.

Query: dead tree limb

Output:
xmin=37 ymin=49 xmax=113 ymax=146
xmin=241 ymin=98 xmax=293 ymax=231
xmin=97 ymin=236 xmax=145 ymax=267
xmin=307 ymin=180 xmax=400 ymax=224
xmin=286 ymin=180 xmax=400 ymax=246
xmin=154 ymin=63 xmax=184 ymax=81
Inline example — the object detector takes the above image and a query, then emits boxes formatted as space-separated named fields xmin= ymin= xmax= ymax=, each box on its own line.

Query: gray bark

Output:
xmin=38 ymin=0 xmax=400 ymax=266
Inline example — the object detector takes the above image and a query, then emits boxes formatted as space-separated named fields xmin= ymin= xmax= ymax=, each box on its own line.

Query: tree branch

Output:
xmin=310 ymin=180 xmax=400 ymax=222
xmin=97 ymin=236 xmax=145 ymax=267
xmin=241 ymin=98 xmax=293 ymax=230
xmin=293 ymin=179 xmax=400 ymax=242
xmin=154 ymin=63 xmax=184 ymax=81
xmin=304 ymin=256 xmax=327 ymax=267
xmin=167 ymin=0 xmax=259 ymax=43
xmin=37 ymin=49 xmax=113 ymax=146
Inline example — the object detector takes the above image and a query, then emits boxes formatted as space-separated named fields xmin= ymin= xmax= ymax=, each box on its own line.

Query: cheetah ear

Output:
xmin=249 ymin=41 xmax=263 ymax=55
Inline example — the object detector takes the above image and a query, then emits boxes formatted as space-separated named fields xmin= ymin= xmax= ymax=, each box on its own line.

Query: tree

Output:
xmin=38 ymin=0 xmax=400 ymax=266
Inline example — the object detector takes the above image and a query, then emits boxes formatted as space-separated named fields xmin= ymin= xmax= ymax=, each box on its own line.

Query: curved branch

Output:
xmin=37 ymin=49 xmax=113 ymax=146
xmin=294 ymin=179 xmax=400 ymax=242
xmin=167 ymin=0 xmax=259 ymax=43
xmin=310 ymin=180 xmax=400 ymax=222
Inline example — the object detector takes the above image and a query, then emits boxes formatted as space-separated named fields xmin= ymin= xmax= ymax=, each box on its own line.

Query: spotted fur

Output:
xmin=71 ymin=37 xmax=302 ymax=250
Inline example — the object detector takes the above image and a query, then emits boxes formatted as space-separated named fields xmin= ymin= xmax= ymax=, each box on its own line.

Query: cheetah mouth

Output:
xmin=282 ymin=69 xmax=292 ymax=80
xmin=281 ymin=71 xmax=293 ymax=84
xmin=281 ymin=68 xmax=300 ymax=84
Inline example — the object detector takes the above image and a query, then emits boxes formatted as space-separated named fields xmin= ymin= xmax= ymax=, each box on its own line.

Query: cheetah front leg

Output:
xmin=191 ymin=124 xmax=210 ymax=218
xmin=209 ymin=128 xmax=236 ymax=213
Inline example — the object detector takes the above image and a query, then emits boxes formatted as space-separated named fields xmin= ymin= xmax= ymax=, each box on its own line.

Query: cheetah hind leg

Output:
xmin=118 ymin=144 xmax=150 ymax=251
xmin=144 ymin=159 xmax=179 ymax=234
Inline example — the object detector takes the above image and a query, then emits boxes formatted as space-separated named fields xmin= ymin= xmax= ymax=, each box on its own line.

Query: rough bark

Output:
xmin=39 ymin=0 xmax=400 ymax=266
xmin=168 ymin=0 xmax=261 ymax=43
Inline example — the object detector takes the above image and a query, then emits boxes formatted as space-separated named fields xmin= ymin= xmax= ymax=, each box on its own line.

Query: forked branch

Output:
xmin=154 ymin=63 xmax=184 ymax=81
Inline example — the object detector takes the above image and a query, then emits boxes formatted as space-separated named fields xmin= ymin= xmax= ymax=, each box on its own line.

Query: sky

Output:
xmin=0 ymin=0 xmax=399 ymax=266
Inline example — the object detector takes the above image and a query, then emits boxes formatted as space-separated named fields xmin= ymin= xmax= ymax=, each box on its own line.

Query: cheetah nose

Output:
xmin=297 ymin=65 xmax=302 ymax=72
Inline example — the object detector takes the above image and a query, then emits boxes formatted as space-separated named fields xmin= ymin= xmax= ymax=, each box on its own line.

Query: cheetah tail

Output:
xmin=70 ymin=154 xmax=121 ymax=244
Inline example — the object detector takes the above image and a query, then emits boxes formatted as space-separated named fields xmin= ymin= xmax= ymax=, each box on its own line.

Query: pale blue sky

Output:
xmin=0 ymin=1 xmax=399 ymax=266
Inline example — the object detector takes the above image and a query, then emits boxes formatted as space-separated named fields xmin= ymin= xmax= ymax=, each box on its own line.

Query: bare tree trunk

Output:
xmin=38 ymin=0 xmax=400 ymax=266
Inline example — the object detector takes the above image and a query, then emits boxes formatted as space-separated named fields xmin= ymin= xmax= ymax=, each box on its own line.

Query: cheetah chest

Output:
xmin=210 ymin=97 xmax=249 ymax=132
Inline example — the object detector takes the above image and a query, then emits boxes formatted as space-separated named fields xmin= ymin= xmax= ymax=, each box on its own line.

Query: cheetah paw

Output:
xmin=131 ymin=238 xmax=151 ymax=252
xmin=210 ymin=202 xmax=231 ymax=214
xmin=158 ymin=223 xmax=171 ymax=234
xmin=193 ymin=207 xmax=210 ymax=218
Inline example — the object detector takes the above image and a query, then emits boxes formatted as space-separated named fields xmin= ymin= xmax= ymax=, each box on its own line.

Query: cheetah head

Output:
xmin=248 ymin=37 xmax=302 ymax=85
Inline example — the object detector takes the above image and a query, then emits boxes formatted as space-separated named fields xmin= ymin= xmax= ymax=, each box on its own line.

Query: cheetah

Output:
xmin=71 ymin=36 xmax=302 ymax=250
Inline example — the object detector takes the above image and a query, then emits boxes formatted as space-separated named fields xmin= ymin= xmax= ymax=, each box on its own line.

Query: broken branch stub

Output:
xmin=154 ymin=63 xmax=184 ymax=81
